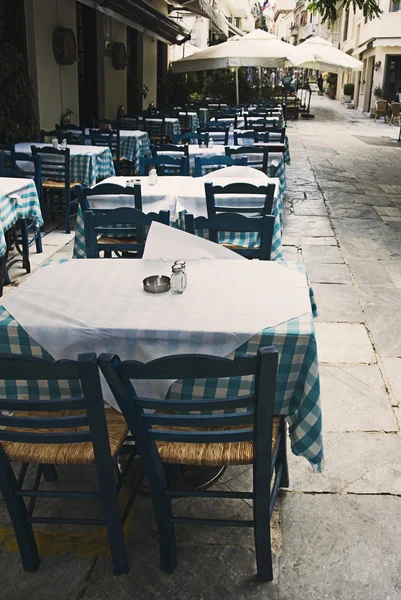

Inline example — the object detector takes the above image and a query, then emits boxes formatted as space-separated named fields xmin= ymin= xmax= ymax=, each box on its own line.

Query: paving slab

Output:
xmin=362 ymin=304 xmax=401 ymax=357
xmin=315 ymin=323 xmax=375 ymax=363
xmin=279 ymin=494 xmax=401 ymax=600
xmin=288 ymin=431 xmax=401 ymax=493
xmin=301 ymin=245 xmax=344 ymax=264
xmin=346 ymin=258 xmax=393 ymax=286
xmin=313 ymin=284 xmax=363 ymax=322
xmin=283 ymin=215 xmax=334 ymax=237
xmin=319 ymin=364 xmax=397 ymax=431
xmin=306 ymin=263 xmax=351 ymax=284
xmin=380 ymin=357 xmax=401 ymax=406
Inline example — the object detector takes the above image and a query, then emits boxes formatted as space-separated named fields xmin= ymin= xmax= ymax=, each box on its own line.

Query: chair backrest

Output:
xmin=194 ymin=155 xmax=247 ymax=178
xmin=143 ymin=117 xmax=166 ymax=140
xmin=0 ymin=353 xmax=117 ymax=472
xmin=198 ymin=126 xmax=229 ymax=145
xmin=214 ymin=112 xmax=238 ymax=127
xmin=233 ymin=131 xmax=270 ymax=145
xmin=151 ymin=144 xmax=189 ymax=158
xmin=118 ymin=116 xmax=143 ymax=131
xmin=244 ymin=116 xmax=267 ymax=129
xmin=225 ymin=146 xmax=269 ymax=174
xmin=8 ymin=150 xmax=43 ymax=195
xmin=31 ymin=146 xmax=70 ymax=189
xmin=375 ymin=100 xmax=388 ymax=112
xmin=90 ymin=129 xmax=120 ymax=160
xmin=262 ymin=128 xmax=286 ymax=144
xmin=84 ymin=207 xmax=170 ymax=258
xmin=185 ymin=211 xmax=275 ymax=260
xmin=139 ymin=155 xmax=189 ymax=176
xmin=391 ymin=102 xmax=401 ymax=117
xmin=205 ymin=181 xmax=275 ymax=216
xmin=173 ymin=132 xmax=210 ymax=146
xmin=93 ymin=119 xmax=118 ymax=130
xmin=98 ymin=347 xmax=278 ymax=467
xmin=76 ymin=182 xmax=142 ymax=214
xmin=176 ymin=112 xmax=190 ymax=132
xmin=40 ymin=130 xmax=71 ymax=144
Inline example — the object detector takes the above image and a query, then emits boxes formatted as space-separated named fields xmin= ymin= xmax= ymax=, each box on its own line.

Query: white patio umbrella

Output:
xmin=171 ymin=29 xmax=298 ymax=103
xmin=292 ymin=36 xmax=363 ymax=72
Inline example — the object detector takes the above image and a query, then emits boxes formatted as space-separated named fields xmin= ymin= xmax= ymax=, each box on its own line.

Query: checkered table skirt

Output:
xmin=70 ymin=148 xmax=115 ymax=187
xmin=188 ymin=114 xmax=200 ymax=132
xmin=0 ymin=180 xmax=43 ymax=257
xmin=120 ymin=133 xmax=152 ymax=173
xmin=0 ymin=259 xmax=322 ymax=470
xmin=199 ymin=108 xmax=210 ymax=124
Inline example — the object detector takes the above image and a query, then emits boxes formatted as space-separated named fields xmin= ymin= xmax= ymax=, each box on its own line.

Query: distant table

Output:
xmin=73 ymin=171 xmax=284 ymax=262
xmin=179 ymin=112 xmax=200 ymax=132
xmin=119 ymin=131 xmax=152 ymax=171
xmin=137 ymin=117 xmax=181 ymax=139
xmin=15 ymin=143 xmax=115 ymax=187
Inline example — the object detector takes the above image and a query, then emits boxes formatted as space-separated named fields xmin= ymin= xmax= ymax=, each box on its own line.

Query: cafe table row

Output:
xmin=0 ymin=256 xmax=323 ymax=471
xmin=72 ymin=167 xmax=285 ymax=260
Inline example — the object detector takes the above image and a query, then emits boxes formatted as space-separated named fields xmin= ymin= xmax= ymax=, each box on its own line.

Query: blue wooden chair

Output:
xmin=213 ymin=111 xmax=238 ymax=128
xmin=55 ymin=124 xmax=86 ymax=144
xmin=0 ymin=353 xmax=140 ymax=575
xmin=99 ymin=347 xmax=287 ymax=581
xmin=84 ymin=207 xmax=170 ymax=258
xmin=225 ymin=146 xmax=270 ymax=174
xmin=173 ymin=132 xmax=210 ymax=146
xmin=139 ymin=155 xmax=189 ymax=176
xmin=205 ymin=181 xmax=275 ymax=217
xmin=90 ymin=129 xmax=121 ymax=176
xmin=197 ymin=125 xmax=229 ymax=145
xmin=31 ymin=146 xmax=80 ymax=234
xmin=233 ymin=131 xmax=268 ymax=145
xmin=151 ymin=144 xmax=189 ymax=158
xmin=143 ymin=117 xmax=167 ymax=144
xmin=39 ymin=129 xmax=72 ymax=144
xmin=185 ymin=212 xmax=275 ymax=260
xmin=263 ymin=127 xmax=286 ymax=143
xmin=194 ymin=155 xmax=248 ymax=178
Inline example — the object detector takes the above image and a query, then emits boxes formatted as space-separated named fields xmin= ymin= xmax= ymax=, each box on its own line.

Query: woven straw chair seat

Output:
xmin=97 ymin=235 xmax=137 ymax=245
xmin=155 ymin=416 xmax=280 ymax=466
xmin=43 ymin=180 xmax=81 ymax=189
xmin=3 ymin=408 xmax=129 ymax=465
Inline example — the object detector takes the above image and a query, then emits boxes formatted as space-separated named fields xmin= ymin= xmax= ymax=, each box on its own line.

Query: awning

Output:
xmin=374 ymin=37 xmax=401 ymax=48
xmin=95 ymin=0 xmax=191 ymax=44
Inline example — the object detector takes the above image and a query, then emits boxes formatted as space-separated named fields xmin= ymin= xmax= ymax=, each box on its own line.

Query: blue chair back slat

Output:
xmin=151 ymin=144 xmax=189 ymax=158
xmin=76 ymin=182 xmax=142 ymax=214
xmin=84 ymin=207 xmax=170 ymax=258
xmin=194 ymin=156 xmax=247 ymax=178
xmin=40 ymin=130 xmax=72 ymax=144
xmin=264 ymin=128 xmax=286 ymax=143
xmin=204 ymin=182 xmax=275 ymax=217
xmin=185 ymin=212 xmax=275 ymax=260
xmin=139 ymin=155 xmax=189 ymax=177
xmin=225 ymin=146 xmax=269 ymax=174
xmin=197 ymin=126 xmax=229 ymax=145
xmin=233 ymin=131 xmax=269 ymax=145
xmin=173 ymin=132 xmax=210 ymax=146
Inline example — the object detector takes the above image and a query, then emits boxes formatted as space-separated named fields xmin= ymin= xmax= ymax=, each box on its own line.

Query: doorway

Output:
xmin=157 ymin=41 xmax=168 ymax=107
xmin=363 ymin=56 xmax=374 ymax=113
xmin=76 ymin=2 xmax=98 ymax=126
xmin=127 ymin=27 xmax=143 ymax=113
xmin=384 ymin=55 xmax=401 ymax=101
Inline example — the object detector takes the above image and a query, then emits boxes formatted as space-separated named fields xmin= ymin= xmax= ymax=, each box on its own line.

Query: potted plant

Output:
xmin=343 ymin=83 xmax=354 ymax=103
xmin=374 ymin=86 xmax=383 ymax=99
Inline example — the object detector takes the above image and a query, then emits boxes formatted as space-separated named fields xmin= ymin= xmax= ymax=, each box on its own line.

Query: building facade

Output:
xmin=0 ymin=0 xmax=191 ymax=129
xmin=336 ymin=0 xmax=401 ymax=113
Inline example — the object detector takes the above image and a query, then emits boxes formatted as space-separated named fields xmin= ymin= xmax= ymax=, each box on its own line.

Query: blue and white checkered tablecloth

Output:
xmin=0 ymin=258 xmax=322 ymax=470
xmin=199 ymin=108 xmax=210 ymax=124
xmin=0 ymin=178 xmax=43 ymax=257
xmin=120 ymin=132 xmax=152 ymax=173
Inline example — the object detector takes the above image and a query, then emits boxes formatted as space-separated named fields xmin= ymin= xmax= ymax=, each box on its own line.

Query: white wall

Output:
xmin=25 ymin=0 xmax=79 ymax=129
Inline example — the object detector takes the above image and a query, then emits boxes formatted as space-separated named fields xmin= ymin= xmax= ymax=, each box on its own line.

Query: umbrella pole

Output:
xmin=235 ymin=68 xmax=239 ymax=104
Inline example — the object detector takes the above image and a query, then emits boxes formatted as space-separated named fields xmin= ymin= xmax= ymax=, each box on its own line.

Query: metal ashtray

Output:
xmin=143 ymin=275 xmax=171 ymax=294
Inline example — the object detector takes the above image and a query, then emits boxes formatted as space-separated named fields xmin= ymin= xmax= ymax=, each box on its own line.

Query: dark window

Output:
xmin=127 ymin=27 xmax=143 ymax=112
xmin=0 ymin=0 xmax=26 ymax=56
xmin=77 ymin=3 xmax=98 ymax=126
xmin=157 ymin=40 xmax=168 ymax=107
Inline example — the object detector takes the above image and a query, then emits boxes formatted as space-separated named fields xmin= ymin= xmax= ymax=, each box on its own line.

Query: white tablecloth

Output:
xmin=2 ymin=259 xmax=310 ymax=401
xmin=15 ymin=143 xmax=108 ymax=159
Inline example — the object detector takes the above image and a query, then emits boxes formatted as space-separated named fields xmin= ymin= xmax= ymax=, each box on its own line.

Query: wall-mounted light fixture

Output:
xmin=374 ymin=61 xmax=381 ymax=71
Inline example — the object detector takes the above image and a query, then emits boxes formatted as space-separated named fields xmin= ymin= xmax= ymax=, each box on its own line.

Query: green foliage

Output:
xmin=202 ymin=68 xmax=261 ymax=103
xmin=307 ymin=0 xmax=382 ymax=24
xmin=373 ymin=86 xmax=384 ymax=98
xmin=343 ymin=83 xmax=355 ymax=98
xmin=162 ymin=68 xmax=204 ymax=105
xmin=0 ymin=42 xmax=38 ymax=145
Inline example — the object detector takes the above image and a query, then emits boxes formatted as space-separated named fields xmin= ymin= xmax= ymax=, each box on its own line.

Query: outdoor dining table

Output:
xmin=82 ymin=129 xmax=152 ymax=172
xmin=178 ymin=112 xmax=200 ymax=131
xmin=0 ymin=257 xmax=323 ymax=471
xmin=14 ymin=143 xmax=115 ymax=188
xmin=137 ymin=117 xmax=181 ymax=139
xmin=198 ymin=108 xmax=210 ymax=124
xmin=72 ymin=168 xmax=284 ymax=261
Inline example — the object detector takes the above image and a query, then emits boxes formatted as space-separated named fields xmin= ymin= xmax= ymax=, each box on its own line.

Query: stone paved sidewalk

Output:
xmin=1 ymin=96 xmax=401 ymax=599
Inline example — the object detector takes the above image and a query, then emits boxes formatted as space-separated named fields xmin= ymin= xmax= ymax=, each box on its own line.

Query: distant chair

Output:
xmin=197 ymin=125 xmax=229 ymax=145
xmin=173 ymin=132 xmax=209 ymax=146
xmin=139 ymin=155 xmax=189 ymax=176
xmin=205 ymin=181 xmax=275 ymax=217
xmin=374 ymin=100 xmax=389 ymax=123
xmin=99 ymin=345 xmax=285 ymax=581
xmin=40 ymin=130 xmax=71 ymax=144
xmin=233 ymin=131 xmax=268 ymax=145
xmin=55 ymin=124 xmax=85 ymax=144
xmin=143 ymin=117 xmax=167 ymax=144
xmin=225 ymin=146 xmax=270 ymax=174
xmin=31 ymin=146 xmax=79 ymax=234
xmin=262 ymin=127 xmax=286 ymax=144
xmin=151 ymin=144 xmax=189 ymax=158
xmin=389 ymin=102 xmax=401 ymax=126
xmin=84 ymin=207 xmax=170 ymax=258
xmin=194 ymin=155 xmax=247 ymax=178
xmin=90 ymin=129 xmax=121 ymax=176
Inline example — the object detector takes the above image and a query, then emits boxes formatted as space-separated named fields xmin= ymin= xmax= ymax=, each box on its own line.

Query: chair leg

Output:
xmin=65 ymin=193 xmax=71 ymax=235
xmin=253 ymin=461 xmax=273 ymax=582
xmin=35 ymin=227 xmax=43 ymax=254
xmin=278 ymin=418 xmax=289 ymax=489
xmin=147 ymin=471 xmax=177 ymax=574
xmin=0 ymin=450 xmax=40 ymax=572
xmin=96 ymin=462 xmax=129 ymax=575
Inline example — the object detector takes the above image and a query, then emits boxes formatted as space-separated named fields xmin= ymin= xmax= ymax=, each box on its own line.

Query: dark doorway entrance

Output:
xmin=127 ymin=27 xmax=143 ymax=113
xmin=0 ymin=0 xmax=26 ymax=56
xmin=76 ymin=2 xmax=98 ymax=126
xmin=384 ymin=55 xmax=401 ymax=102
xmin=157 ymin=40 xmax=168 ymax=107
